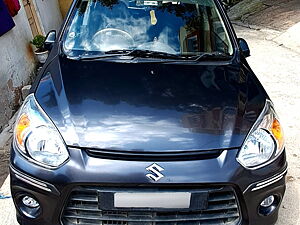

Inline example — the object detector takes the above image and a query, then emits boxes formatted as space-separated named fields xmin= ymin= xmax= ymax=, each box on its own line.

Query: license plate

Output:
xmin=114 ymin=192 xmax=191 ymax=209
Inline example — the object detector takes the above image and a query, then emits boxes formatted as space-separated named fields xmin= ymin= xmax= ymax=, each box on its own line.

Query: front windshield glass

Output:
xmin=63 ymin=0 xmax=233 ymax=57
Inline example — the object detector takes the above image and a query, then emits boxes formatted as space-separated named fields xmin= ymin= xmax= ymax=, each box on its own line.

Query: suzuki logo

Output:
xmin=146 ymin=163 xmax=164 ymax=181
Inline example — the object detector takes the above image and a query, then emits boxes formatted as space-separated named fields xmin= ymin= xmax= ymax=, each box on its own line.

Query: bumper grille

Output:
xmin=62 ymin=186 xmax=241 ymax=225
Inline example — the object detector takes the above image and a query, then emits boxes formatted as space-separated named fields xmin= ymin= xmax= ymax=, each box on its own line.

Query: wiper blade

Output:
xmin=193 ymin=52 xmax=231 ymax=61
xmin=73 ymin=50 xmax=230 ymax=62
xmin=104 ymin=49 xmax=132 ymax=55
xmin=75 ymin=50 xmax=131 ymax=60
xmin=76 ymin=49 xmax=187 ymax=61
xmin=126 ymin=49 xmax=185 ymax=60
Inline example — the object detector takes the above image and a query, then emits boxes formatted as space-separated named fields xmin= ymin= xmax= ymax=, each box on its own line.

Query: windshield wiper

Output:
xmin=75 ymin=49 xmax=188 ymax=61
xmin=74 ymin=50 xmax=231 ymax=62
xmin=126 ymin=49 xmax=186 ymax=60
xmin=75 ymin=50 xmax=131 ymax=60
xmin=193 ymin=52 xmax=232 ymax=61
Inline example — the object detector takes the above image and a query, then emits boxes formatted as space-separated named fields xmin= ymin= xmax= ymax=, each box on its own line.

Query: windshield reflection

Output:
xmin=63 ymin=0 xmax=233 ymax=57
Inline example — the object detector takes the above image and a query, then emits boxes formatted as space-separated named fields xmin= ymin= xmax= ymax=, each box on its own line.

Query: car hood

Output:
xmin=35 ymin=56 xmax=266 ymax=152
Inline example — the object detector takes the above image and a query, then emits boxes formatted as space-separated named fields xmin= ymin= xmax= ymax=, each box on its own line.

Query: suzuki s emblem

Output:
xmin=146 ymin=163 xmax=164 ymax=181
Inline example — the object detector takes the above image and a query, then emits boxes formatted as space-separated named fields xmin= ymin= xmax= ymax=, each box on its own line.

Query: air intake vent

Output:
xmin=84 ymin=148 xmax=223 ymax=161
xmin=62 ymin=186 xmax=241 ymax=225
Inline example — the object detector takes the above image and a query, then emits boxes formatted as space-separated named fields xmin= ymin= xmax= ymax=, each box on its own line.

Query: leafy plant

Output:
xmin=30 ymin=35 xmax=46 ymax=52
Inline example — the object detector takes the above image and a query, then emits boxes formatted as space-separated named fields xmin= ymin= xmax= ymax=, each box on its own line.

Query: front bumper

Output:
xmin=10 ymin=146 xmax=287 ymax=225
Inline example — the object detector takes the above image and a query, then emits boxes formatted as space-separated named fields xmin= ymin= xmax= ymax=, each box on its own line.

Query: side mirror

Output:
xmin=44 ymin=30 xmax=56 ymax=51
xmin=238 ymin=38 xmax=250 ymax=58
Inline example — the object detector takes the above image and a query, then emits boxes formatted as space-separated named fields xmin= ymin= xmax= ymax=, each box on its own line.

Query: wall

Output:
xmin=34 ymin=0 xmax=63 ymax=34
xmin=0 ymin=3 xmax=36 ymax=132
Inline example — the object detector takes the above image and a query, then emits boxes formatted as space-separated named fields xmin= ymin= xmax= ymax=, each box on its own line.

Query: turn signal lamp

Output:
xmin=15 ymin=114 xmax=31 ymax=152
xmin=271 ymin=118 xmax=284 ymax=153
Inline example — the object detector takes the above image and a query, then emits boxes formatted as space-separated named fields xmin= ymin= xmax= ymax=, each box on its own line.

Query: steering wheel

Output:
xmin=91 ymin=28 xmax=135 ymax=51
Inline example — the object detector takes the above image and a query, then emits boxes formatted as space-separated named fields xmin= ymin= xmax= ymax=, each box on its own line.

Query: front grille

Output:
xmin=62 ymin=186 xmax=241 ymax=225
xmin=84 ymin=148 xmax=223 ymax=161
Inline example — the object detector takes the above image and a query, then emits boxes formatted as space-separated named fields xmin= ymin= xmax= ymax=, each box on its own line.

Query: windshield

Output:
xmin=63 ymin=0 xmax=233 ymax=58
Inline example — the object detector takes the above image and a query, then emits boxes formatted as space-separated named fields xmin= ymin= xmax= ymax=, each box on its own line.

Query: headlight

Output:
xmin=13 ymin=94 xmax=69 ymax=167
xmin=237 ymin=100 xmax=285 ymax=169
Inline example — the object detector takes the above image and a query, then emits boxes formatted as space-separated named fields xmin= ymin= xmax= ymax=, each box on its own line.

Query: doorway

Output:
xmin=22 ymin=0 xmax=43 ymax=36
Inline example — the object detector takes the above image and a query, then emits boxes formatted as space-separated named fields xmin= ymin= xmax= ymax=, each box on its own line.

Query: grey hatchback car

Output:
xmin=10 ymin=0 xmax=287 ymax=224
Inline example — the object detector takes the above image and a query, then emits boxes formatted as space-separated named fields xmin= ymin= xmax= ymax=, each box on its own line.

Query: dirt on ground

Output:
xmin=229 ymin=0 xmax=300 ymax=31
xmin=0 ymin=150 xmax=9 ymax=188
xmin=0 ymin=121 xmax=14 ymax=187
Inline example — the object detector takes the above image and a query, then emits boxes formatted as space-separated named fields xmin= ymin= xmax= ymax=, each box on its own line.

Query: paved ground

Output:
xmin=228 ymin=0 xmax=300 ymax=31
xmin=1 ymin=19 xmax=300 ymax=225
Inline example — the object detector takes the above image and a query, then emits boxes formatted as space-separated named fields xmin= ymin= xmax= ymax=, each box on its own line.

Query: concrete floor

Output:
xmin=0 ymin=24 xmax=300 ymax=225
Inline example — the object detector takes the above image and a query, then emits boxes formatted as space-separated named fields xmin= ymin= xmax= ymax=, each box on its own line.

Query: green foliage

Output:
xmin=30 ymin=35 xmax=46 ymax=50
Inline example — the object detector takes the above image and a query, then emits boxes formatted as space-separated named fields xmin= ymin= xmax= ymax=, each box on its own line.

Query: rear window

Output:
xmin=63 ymin=0 xmax=233 ymax=57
